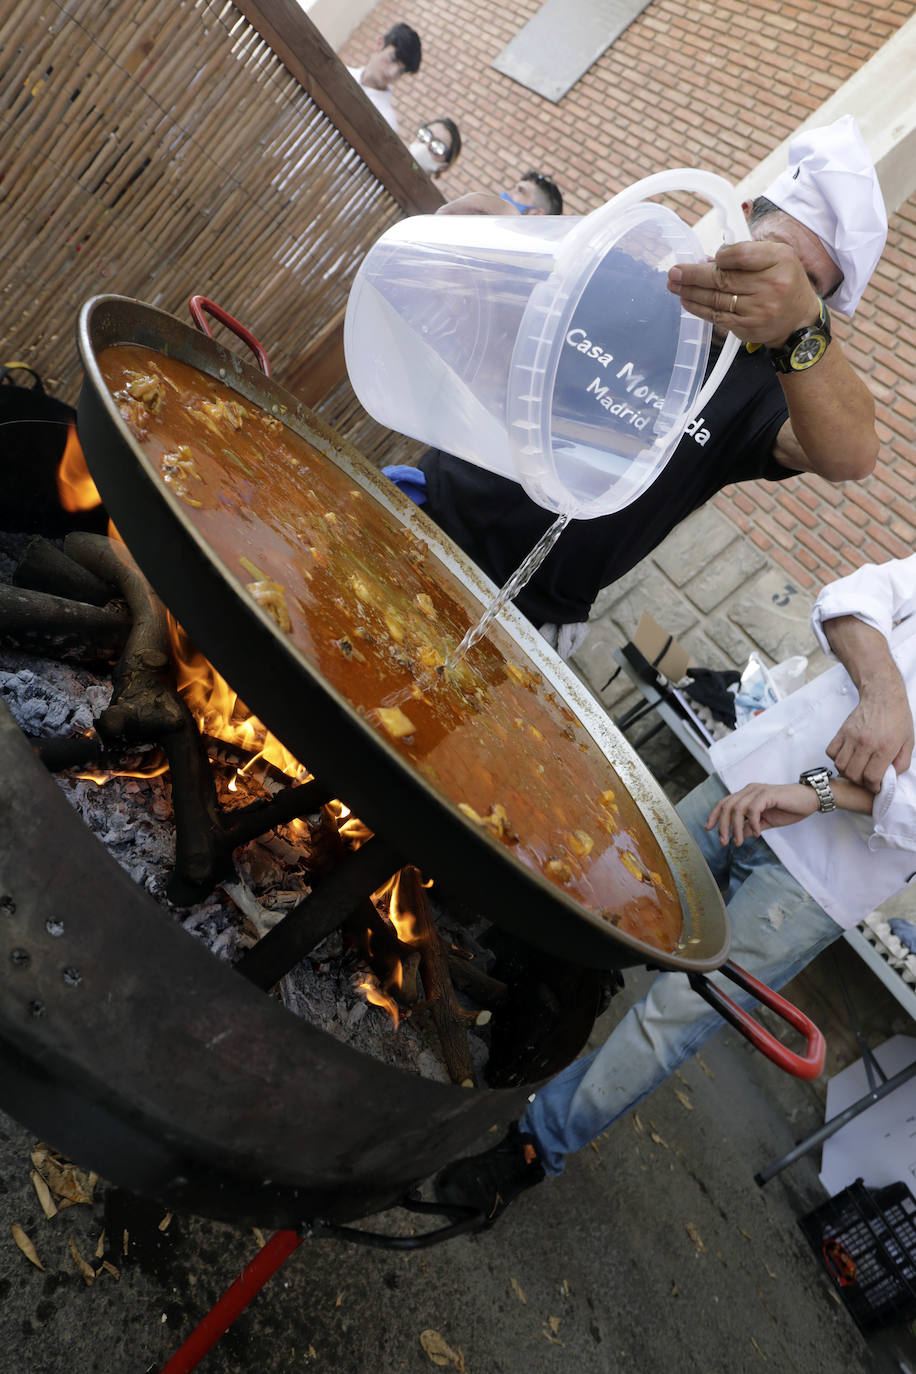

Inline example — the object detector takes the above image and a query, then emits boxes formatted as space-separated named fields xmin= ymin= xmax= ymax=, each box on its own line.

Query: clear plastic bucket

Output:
xmin=344 ymin=170 xmax=748 ymax=518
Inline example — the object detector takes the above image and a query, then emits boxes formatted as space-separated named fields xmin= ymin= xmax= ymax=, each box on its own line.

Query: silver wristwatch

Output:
xmin=799 ymin=766 xmax=837 ymax=813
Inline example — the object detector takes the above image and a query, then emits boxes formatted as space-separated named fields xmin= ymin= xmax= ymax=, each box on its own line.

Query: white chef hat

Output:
xmin=762 ymin=114 xmax=887 ymax=316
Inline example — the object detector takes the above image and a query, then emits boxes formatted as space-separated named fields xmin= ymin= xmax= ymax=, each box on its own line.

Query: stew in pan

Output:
xmin=98 ymin=343 xmax=686 ymax=955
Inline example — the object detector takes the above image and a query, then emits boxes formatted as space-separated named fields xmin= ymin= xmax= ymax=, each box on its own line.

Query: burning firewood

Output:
xmin=373 ymin=867 xmax=476 ymax=1087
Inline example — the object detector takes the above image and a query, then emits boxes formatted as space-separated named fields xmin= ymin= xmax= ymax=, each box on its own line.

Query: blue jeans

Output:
xmin=522 ymin=775 xmax=840 ymax=1175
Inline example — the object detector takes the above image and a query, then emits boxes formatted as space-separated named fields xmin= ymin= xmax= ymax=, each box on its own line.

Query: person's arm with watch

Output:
xmin=821 ymin=611 xmax=915 ymax=792
xmin=667 ymin=237 xmax=878 ymax=481
xmin=705 ymin=767 xmax=875 ymax=847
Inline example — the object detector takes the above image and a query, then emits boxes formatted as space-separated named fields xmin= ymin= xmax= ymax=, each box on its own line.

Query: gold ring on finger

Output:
xmin=729 ymin=293 xmax=738 ymax=313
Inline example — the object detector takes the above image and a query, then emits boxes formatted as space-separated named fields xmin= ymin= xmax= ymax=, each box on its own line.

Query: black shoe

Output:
xmin=434 ymin=1123 xmax=545 ymax=1228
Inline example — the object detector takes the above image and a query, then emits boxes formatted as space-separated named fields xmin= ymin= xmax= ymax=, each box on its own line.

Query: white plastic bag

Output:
xmin=769 ymin=654 xmax=808 ymax=699
xmin=734 ymin=652 xmax=780 ymax=727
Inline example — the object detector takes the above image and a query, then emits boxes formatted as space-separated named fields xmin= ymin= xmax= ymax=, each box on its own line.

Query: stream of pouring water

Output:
xmin=446 ymin=512 xmax=571 ymax=669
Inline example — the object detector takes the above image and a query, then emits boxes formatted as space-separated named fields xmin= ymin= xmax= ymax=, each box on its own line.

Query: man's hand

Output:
xmin=823 ymin=614 xmax=915 ymax=791
xmin=707 ymin=782 xmax=818 ymax=845
xmin=827 ymin=693 xmax=914 ymax=791
xmin=667 ymin=240 xmax=821 ymax=347
xmin=436 ymin=192 xmax=516 ymax=217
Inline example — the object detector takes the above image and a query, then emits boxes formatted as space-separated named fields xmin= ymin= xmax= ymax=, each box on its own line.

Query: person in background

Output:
xmin=435 ymin=170 xmax=563 ymax=217
xmin=346 ymin=22 xmax=421 ymax=134
xmin=500 ymin=171 xmax=563 ymax=215
xmin=408 ymin=119 xmax=462 ymax=179
xmin=395 ymin=117 xmax=886 ymax=659
xmin=434 ymin=554 xmax=916 ymax=1224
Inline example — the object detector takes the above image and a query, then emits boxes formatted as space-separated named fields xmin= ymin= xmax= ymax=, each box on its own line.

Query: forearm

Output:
xmin=821 ymin=613 xmax=914 ymax=787
xmin=823 ymin=615 xmax=900 ymax=692
xmin=708 ymin=778 xmax=873 ymax=844
xmin=830 ymin=778 xmax=874 ymax=816
xmin=773 ymin=345 xmax=878 ymax=480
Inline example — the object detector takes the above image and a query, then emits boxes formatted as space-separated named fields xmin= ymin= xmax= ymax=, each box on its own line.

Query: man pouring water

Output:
xmin=386 ymin=117 xmax=887 ymax=658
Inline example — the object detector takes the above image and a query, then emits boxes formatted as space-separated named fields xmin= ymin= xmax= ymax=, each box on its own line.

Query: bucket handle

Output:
xmin=687 ymin=959 xmax=826 ymax=1080
xmin=583 ymin=169 xmax=750 ymax=429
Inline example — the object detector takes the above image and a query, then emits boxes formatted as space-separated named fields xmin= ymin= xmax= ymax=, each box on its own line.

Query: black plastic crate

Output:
xmin=799 ymin=1178 xmax=916 ymax=1334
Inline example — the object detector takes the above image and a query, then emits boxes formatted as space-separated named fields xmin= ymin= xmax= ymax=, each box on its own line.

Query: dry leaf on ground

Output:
xmin=11 ymin=1222 xmax=44 ymax=1270
xmin=673 ymin=1089 xmax=693 ymax=1111
xmin=31 ymin=1144 xmax=97 ymax=1206
xmin=30 ymin=1169 xmax=57 ymax=1219
xmin=509 ymin=1276 xmax=527 ymax=1303
xmin=685 ymin=1221 xmax=706 ymax=1253
xmin=69 ymin=1235 xmax=95 ymax=1286
xmin=541 ymin=1317 xmax=564 ymax=1346
xmin=419 ymin=1329 xmax=467 ymax=1371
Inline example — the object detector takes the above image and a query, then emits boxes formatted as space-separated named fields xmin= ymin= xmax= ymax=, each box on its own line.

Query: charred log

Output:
xmin=234 ymin=837 xmax=404 ymax=991
xmin=444 ymin=949 xmax=508 ymax=1009
xmin=0 ymin=583 xmax=129 ymax=656
xmin=14 ymin=535 xmax=112 ymax=606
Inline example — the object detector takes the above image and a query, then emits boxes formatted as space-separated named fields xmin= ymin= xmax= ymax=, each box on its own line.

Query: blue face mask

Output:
xmin=499 ymin=191 xmax=534 ymax=214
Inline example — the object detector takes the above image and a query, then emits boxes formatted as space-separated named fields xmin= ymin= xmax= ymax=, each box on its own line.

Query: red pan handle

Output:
xmin=188 ymin=296 xmax=271 ymax=376
xmin=686 ymin=960 xmax=826 ymax=1080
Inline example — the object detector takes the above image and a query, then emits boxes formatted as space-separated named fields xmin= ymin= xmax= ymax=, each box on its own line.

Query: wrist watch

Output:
xmin=799 ymin=766 xmax=837 ymax=813
xmin=768 ymin=296 xmax=832 ymax=374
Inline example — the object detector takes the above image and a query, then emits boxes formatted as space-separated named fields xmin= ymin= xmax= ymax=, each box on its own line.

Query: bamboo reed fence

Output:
xmin=0 ymin=0 xmax=442 ymax=463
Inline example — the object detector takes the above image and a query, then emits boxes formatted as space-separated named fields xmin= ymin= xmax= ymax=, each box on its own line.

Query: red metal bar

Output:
xmin=688 ymin=960 xmax=826 ymax=1080
xmin=159 ymin=1228 xmax=302 ymax=1373
xmin=188 ymin=296 xmax=272 ymax=376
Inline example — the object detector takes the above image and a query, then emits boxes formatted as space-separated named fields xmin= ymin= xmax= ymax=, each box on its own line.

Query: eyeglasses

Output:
xmin=417 ymin=125 xmax=449 ymax=160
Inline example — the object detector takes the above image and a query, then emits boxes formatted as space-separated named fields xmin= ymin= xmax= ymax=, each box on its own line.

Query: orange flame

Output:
xmin=356 ymin=973 xmax=400 ymax=1030
xmin=325 ymin=799 xmax=373 ymax=848
xmin=56 ymin=423 xmax=102 ymax=512
xmin=167 ymin=614 xmax=311 ymax=782
xmin=74 ymin=754 xmax=171 ymax=785
xmin=372 ymin=867 xmax=433 ymax=946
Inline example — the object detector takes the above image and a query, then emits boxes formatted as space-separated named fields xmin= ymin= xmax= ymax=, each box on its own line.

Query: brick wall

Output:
xmin=341 ymin=0 xmax=915 ymax=593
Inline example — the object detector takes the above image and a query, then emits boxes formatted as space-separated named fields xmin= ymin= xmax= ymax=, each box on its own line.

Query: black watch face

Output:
xmin=790 ymin=332 xmax=828 ymax=370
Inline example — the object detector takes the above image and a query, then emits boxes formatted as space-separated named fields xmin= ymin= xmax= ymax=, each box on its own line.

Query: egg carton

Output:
xmin=860 ymin=911 xmax=916 ymax=987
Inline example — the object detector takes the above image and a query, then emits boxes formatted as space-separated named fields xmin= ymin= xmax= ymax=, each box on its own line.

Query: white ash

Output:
xmin=0 ymin=650 xmax=110 ymax=737
xmin=0 ymin=639 xmax=495 ymax=1081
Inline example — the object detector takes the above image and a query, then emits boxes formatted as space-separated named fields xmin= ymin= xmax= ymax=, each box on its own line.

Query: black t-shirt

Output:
xmin=419 ymin=345 xmax=794 ymax=626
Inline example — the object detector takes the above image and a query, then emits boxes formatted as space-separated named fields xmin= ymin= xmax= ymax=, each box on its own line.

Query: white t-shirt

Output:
xmin=709 ymin=556 xmax=916 ymax=930
xmin=346 ymin=67 xmax=397 ymax=132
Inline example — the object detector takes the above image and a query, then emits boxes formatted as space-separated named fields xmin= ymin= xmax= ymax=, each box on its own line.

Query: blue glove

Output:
xmin=889 ymin=918 xmax=916 ymax=954
xmin=381 ymin=464 xmax=427 ymax=506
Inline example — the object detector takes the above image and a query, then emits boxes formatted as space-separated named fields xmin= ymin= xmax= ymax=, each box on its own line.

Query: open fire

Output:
xmin=55 ymin=422 xmax=103 ymax=515
xmin=0 ymin=430 xmax=507 ymax=1079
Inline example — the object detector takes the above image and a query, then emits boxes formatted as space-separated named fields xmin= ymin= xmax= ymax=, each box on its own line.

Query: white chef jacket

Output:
xmin=709 ymin=555 xmax=916 ymax=929
xmin=346 ymin=67 xmax=398 ymax=131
